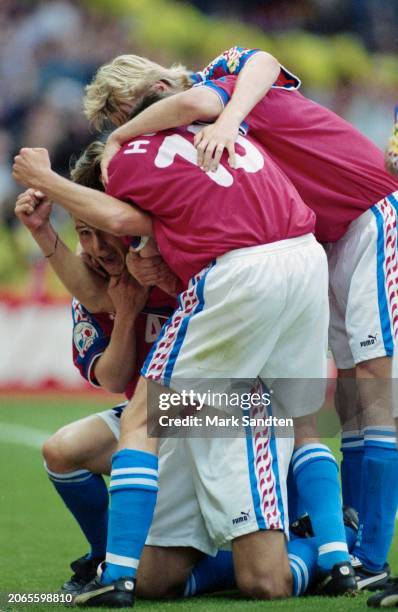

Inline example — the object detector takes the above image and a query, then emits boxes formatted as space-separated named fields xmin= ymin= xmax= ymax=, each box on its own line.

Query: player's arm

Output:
xmin=100 ymin=86 xmax=223 ymax=183
xmin=12 ymin=148 xmax=152 ymax=237
xmin=92 ymin=273 xmax=149 ymax=393
xmin=101 ymin=48 xmax=278 ymax=179
xmin=14 ymin=189 xmax=113 ymax=312
xmin=194 ymin=49 xmax=279 ymax=171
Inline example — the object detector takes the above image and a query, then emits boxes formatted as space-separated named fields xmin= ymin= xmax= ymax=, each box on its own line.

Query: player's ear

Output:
xmin=152 ymin=80 xmax=170 ymax=93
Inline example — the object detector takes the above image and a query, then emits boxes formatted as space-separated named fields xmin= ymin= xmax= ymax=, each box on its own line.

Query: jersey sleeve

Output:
xmin=193 ymin=76 xmax=250 ymax=134
xmin=192 ymin=46 xmax=261 ymax=83
xmin=71 ymin=298 xmax=111 ymax=388
xmin=192 ymin=46 xmax=301 ymax=91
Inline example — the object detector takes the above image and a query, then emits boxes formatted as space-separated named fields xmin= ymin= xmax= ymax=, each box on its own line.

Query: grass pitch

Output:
xmin=0 ymin=395 xmax=397 ymax=611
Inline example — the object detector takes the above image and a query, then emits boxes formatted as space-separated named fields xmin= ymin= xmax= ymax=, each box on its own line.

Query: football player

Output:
xmin=89 ymin=47 xmax=398 ymax=589
xmin=13 ymin=111 xmax=337 ymax=606
xmin=14 ymin=151 xmax=327 ymax=605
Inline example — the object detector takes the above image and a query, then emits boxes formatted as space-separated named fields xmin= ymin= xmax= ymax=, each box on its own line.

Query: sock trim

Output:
xmin=45 ymin=465 xmax=93 ymax=484
xmin=289 ymin=553 xmax=309 ymax=594
xmin=289 ymin=560 xmax=302 ymax=596
xmin=109 ymin=478 xmax=158 ymax=490
xmin=342 ymin=430 xmax=363 ymax=439
xmin=292 ymin=443 xmax=331 ymax=459
xmin=292 ymin=451 xmax=336 ymax=473
xmin=318 ymin=542 xmax=349 ymax=556
xmin=341 ymin=440 xmax=364 ymax=449
xmin=111 ymin=467 xmax=158 ymax=477
xmin=183 ymin=574 xmax=197 ymax=597
xmin=106 ymin=552 xmax=139 ymax=569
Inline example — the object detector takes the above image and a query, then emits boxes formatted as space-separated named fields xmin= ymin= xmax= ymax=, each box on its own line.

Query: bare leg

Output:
xmin=233 ymin=531 xmax=292 ymax=599
xmin=137 ymin=546 xmax=202 ymax=599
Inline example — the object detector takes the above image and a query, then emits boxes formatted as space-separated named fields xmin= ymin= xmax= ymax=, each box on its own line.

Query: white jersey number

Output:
xmin=153 ymin=124 xmax=264 ymax=186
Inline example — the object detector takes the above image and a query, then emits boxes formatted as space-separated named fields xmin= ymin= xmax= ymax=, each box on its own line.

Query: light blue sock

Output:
xmin=288 ymin=537 xmax=318 ymax=596
xmin=292 ymin=444 xmax=349 ymax=572
xmin=101 ymin=449 xmax=158 ymax=585
xmin=353 ymin=427 xmax=398 ymax=572
xmin=184 ymin=551 xmax=235 ymax=596
xmin=46 ymin=465 xmax=108 ymax=559
xmin=184 ymin=540 xmax=318 ymax=598
xmin=340 ymin=430 xmax=364 ymax=511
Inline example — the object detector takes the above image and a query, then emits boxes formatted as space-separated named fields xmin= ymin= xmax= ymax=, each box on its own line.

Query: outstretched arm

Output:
xmin=13 ymin=148 xmax=152 ymax=237
xmin=102 ymin=49 xmax=279 ymax=180
xmin=14 ymin=189 xmax=113 ymax=312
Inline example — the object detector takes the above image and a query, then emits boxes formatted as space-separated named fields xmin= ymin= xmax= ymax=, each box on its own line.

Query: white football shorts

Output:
xmin=142 ymin=234 xmax=329 ymax=418
xmin=97 ymin=402 xmax=216 ymax=556
xmin=185 ymin=391 xmax=294 ymax=547
xmin=327 ymin=191 xmax=398 ymax=370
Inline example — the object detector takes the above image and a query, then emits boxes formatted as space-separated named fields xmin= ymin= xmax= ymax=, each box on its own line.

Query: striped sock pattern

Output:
xmin=292 ymin=444 xmax=349 ymax=571
xmin=101 ymin=449 xmax=159 ymax=585
xmin=353 ymin=426 xmax=398 ymax=572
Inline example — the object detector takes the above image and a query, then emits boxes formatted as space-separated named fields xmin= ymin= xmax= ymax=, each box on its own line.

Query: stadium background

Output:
xmin=1 ymin=0 xmax=398 ymax=609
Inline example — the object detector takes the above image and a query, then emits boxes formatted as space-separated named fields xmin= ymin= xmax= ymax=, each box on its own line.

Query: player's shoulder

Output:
xmin=72 ymin=299 xmax=113 ymax=361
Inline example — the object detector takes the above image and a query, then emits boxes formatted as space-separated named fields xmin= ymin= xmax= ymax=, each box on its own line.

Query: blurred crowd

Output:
xmin=1 ymin=0 xmax=397 ymax=293
xmin=0 ymin=0 xmax=132 ymax=231
xmin=192 ymin=0 xmax=398 ymax=53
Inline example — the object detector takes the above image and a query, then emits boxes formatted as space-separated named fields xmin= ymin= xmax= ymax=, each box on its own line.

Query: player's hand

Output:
xmin=107 ymin=270 xmax=149 ymax=315
xmin=12 ymin=147 xmax=52 ymax=189
xmin=194 ymin=115 xmax=239 ymax=172
xmin=126 ymin=251 xmax=166 ymax=286
xmin=126 ymin=250 xmax=182 ymax=297
xmin=14 ymin=188 xmax=52 ymax=232
xmin=101 ymin=134 xmax=121 ymax=186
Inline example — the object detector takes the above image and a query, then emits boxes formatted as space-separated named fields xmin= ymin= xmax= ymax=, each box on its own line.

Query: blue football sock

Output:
xmin=340 ymin=430 xmax=364 ymax=511
xmin=184 ymin=540 xmax=318 ymax=598
xmin=101 ymin=449 xmax=158 ymax=585
xmin=287 ymin=464 xmax=303 ymax=524
xmin=288 ymin=537 xmax=318 ymax=596
xmin=184 ymin=551 xmax=235 ymax=596
xmin=353 ymin=427 xmax=398 ymax=572
xmin=345 ymin=526 xmax=357 ymax=552
xmin=45 ymin=464 xmax=108 ymax=559
xmin=292 ymin=444 xmax=349 ymax=572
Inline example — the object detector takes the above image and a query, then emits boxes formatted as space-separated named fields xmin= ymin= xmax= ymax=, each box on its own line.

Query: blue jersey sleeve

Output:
xmin=192 ymin=46 xmax=260 ymax=84
xmin=191 ymin=46 xmax=300 ymax=91
xmin=71 ymin=298 xmax=111 ymax=387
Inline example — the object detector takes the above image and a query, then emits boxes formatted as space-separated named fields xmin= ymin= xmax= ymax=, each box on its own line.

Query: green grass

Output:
xmin=0 ymin=396 xmax=396 ymax=611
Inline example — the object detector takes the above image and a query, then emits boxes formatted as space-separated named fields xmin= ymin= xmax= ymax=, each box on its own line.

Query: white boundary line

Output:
xmin=0 ymin=423 xmax=51 ymax=449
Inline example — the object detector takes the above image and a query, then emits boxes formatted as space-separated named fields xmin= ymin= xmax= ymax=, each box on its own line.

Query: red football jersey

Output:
xmin=199 ymin=76 xmax=398 ymax=242
xmin=106 ymin=127 xmax=315 ymax=286
xmin=72 ymin=288 xmax=176 ymax=399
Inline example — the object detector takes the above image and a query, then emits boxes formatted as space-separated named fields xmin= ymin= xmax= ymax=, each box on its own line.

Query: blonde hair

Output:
xmin=70 ymin=140 xmax=105 ymax=190
xmin=84 ymin=54 xmax=191 ymax=131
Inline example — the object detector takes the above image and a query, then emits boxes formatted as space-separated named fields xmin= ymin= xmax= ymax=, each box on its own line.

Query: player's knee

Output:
xmin=236 ymin=567 xmax=292 ymax=600
xmin=42 ymin=428 xmax=79 ymax=472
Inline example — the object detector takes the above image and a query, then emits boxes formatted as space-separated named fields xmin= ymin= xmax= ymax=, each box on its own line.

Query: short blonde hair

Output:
xmin=84 ymin=54 xmax=191 ymax=131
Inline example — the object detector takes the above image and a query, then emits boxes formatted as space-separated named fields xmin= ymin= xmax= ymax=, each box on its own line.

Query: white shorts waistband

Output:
xmin=218 ymin=233 xmax=316 ymax=262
